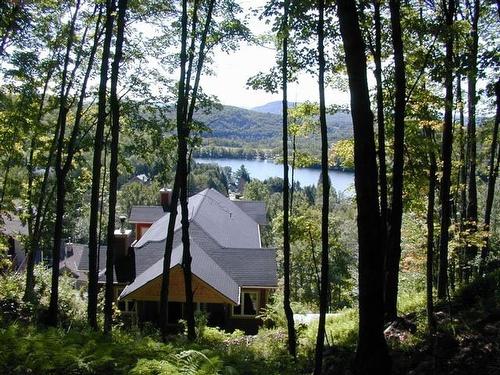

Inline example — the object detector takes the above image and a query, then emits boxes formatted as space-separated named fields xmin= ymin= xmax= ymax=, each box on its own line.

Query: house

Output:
xmin=127 ymin=174 xmax=150 ymax=185
xmin=1 ymin=213 xmax=86 ymax=285
xmin=59 ymin=242 xmax=87 ymax=286
xmin=1 ymin=213 xmax=29 ymax=270
xmin=79 ymin=188 xmax=276 ymax=334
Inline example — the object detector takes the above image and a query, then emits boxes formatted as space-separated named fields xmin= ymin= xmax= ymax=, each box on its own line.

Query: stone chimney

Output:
xmin=160 ymin=188 xmax=172 ymax=212
xmin=113 ymin=215 xmax=135 ymax=283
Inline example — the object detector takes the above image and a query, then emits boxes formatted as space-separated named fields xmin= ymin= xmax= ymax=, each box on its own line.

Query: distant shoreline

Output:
xmin=194 ymin=155 xmax=355 ymax=174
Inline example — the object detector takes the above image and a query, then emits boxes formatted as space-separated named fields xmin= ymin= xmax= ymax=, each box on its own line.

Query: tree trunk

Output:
xmin=481 ymin=79 xmax=500 ymax=272
xmin=373 ymin=0 xmax=388 ymax=245
xmin=314 ymin=1 xmax=330 ymax=374
xmin=438 ymin=0 xmax=455 ymax=300
xmin=457 ymin=74 xmax=467 ymax=284
xmin=337 ymin=0 xmax=391 ymax=372
xmin=181 ymin=0 xmax=215 ymax=342
xmin=47 ymin=1 xmax=81 ymax=326
xmin=47 ymin=176 xmax=66 ymax=326
xmin=88 ymin=0 xmax=115 ymax=330
xmin=385 ymin=0 xmax=406 ymax=322
xmin=281 ymin=0 xmax=297 ymax=360
xmin=425 ymin=127 xmax=437 ymax=335
xmin=290 ymin=134 xmax=296 ymax=213
xmin=160 ymin=0 xmax=189 ymax=341
xmin=24 ymin=60 xmax=57 ymax=302
xmin=104 ymin=0 xmax=127 ymax=334
xmin=180 ymin=143 xmax=195 ymax=340
xmin=465 ymin=0 xmax=480 ymax=278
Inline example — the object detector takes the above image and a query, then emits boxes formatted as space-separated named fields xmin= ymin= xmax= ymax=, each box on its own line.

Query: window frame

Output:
xmin=232 ymin=290 xmax=259 ymax=318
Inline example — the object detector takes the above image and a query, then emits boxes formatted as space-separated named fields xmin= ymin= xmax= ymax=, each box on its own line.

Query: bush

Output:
xmin=454 ymin=269 xmax=500 ymax=309
xmin=0 ymin=265 xmax=87 ymax=328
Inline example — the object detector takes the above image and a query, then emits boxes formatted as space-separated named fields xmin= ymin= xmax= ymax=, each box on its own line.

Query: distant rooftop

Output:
xmin=128 ymin=206 xmax=166 ymax=224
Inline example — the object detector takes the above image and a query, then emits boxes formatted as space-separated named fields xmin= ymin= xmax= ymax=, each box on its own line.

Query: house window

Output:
xmin=118 ymin=299 xmax=136 ymax=313
xmin=233 ymin=291 xmax=259 ymax=317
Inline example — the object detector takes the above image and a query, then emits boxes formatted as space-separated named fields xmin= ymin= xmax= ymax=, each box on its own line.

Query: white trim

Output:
xmin=241 ymin=285 xmax=276 ymax=289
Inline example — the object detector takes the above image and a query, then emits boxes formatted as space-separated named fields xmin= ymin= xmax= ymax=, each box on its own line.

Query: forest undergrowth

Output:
xmin=0 ymin=268 xmax=498 ymax=374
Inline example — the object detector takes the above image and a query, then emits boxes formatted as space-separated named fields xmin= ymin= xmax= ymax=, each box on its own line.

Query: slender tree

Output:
xmin=88 ymin=0 xmax=116 ymax=329
xmin=23 ymin=62 xmax=57 ymax=302
xmin=384 ymin=0 xmax=407 ymax=322
xmin=104 ymin=0 xmax=128 ymax=334
xmin=438 ymin=0 xmax=456 ymax=300
xmin=457 ymin=74 xmax=467 ymax=283
xmin=464 ymin=0 xmax=480 ymax=278
xmin=280 ymin=0 xmax=297 ymax=360
xmin=313 ymin=0 xmax=330 ymax=373
xmin=481 ymin=79 xmax=500 ymax=272
xmin=372 ymin=0 xmax=388 ymax=240
xmin=178 ymin=0 xmax=217 ymax=341
xmin=47 ymin=0 xmax=82 ymax=326
xmin=337 ymin=0 xmax=391 ymax=372
xmin=424 ymin=126 xmax=437 ymax=335
xmin=158 ymin=0 xmax=188 ymax=336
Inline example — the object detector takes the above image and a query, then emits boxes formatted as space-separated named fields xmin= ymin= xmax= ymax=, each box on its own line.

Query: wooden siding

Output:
xmin=123 ymin=265 xmax=235 ymax=304
xmin=135 ymin=223 xmax=151 ymax=241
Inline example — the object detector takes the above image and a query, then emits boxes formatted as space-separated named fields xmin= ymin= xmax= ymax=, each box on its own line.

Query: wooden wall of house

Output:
xmin=125 ymin=266 xmax=234 ymax=304
xmin=135 ymin=223 xmax=152 ymax=241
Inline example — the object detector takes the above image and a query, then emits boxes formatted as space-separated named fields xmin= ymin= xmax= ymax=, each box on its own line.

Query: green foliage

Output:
xmin=189 ymin=162 xmax=233 ymax=196
xmin=0 ymin=235 xmax=12 ymax=270
xmin=243 ymin=180 xmax=269 ymax=201
xmin=453 ymin=269 xmax=500 ymax=309
xmin=118 ymin=181 xmax=163 ymax=216
xmin=329 ymin=139 xmax=354 ymax=170
xmin=130 ymin=359 xmax=181 ymax=375
xmin=0 ymin=265 xmax=86 ymax=327
xmin=0 ymin=319 xmax=300 ymax=375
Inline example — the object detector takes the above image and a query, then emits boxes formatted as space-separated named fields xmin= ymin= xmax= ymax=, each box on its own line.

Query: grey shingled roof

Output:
xmin=59 ymin=243 xmax=85 ymax=279
xmin=207 ymin=247 xmax=277 ymax=286
xmin=135 ymin=189 xmax=261 ymax=249
xmin=1 ymin=214 xmax=28 ymax=236
xmin=78 ymin=245 xmax=107 ymax=271
xmin=128 ymin=206 xmax=166 ymax=224
xmin=125 ymin=221 xmax=277 ymax=290
xmin=120 ymin=241 xmax=240 ymax=304
xmin=231 ymin=200 xmax=268 ymax=225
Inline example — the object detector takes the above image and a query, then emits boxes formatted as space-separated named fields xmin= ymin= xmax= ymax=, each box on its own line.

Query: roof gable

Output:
xmin=120 ymin=242 xmax=240 ymax=304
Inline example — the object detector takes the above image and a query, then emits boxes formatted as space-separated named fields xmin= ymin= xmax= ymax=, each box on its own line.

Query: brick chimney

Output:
xmin=160 ymin=188 xmax=172 ymax=212
xmin=113 ymin=215 xmax=135 ymax=283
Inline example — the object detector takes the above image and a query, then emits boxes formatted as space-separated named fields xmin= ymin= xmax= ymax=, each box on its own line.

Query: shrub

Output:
xmin=130 ymin=359 xmax=180 ymax=375
xmin=0 ymin=265 xmax=87 ymax=328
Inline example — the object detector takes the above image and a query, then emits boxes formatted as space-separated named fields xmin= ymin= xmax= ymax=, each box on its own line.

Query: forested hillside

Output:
xmin=194 ymin=103 xmax=353 ymax=152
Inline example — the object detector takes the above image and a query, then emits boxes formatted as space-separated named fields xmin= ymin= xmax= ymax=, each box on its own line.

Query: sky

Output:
xmin=200 ymin=1 xmax=351 ymax=109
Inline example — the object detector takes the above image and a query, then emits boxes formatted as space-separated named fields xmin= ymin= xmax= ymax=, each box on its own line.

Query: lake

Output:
xmin=195 ymin=157 xmax=355 ymax=195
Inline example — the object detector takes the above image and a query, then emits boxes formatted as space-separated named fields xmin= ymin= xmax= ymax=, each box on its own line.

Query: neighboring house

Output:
xmin=59 ymin=242 xmax=87 ymax=286
xmin=1 ymin=213 xmax=33 ymax=271
xmin=79 ymin=188 xmax=276 ymax=334
xmin=127 ymin=174 xmax=150 ymax=185
xmin=1 ymin=212 xmax=85 ymax=283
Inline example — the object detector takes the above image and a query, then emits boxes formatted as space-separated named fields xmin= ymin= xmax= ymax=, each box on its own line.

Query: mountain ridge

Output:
xmin=194 ymin=102 xmax=353 ymax=150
